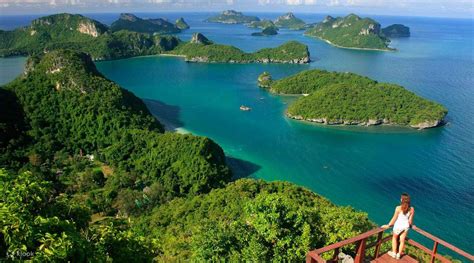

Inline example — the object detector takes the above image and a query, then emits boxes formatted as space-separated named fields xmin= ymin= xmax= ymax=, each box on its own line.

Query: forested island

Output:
xmin=305 ymin=14 xmax=391 ymax=50
xmin=0 ymin=49 xmax=374 ymax=261
xmin=251 ymin=26 xmax=279 ymax=36
xmin=169 ymin=33 xmax=309 ymax=63
xmin=205 ymin=10 xmax=260 ymax=24
xmin=259 ymin=70 xmax=447 ymax=129
xmin=382 ymin=24 xmax=410 ymax=37
xmin=175 ymin=17 xmax=190 ymax=30
xmin=274 ymin=12 xmax=306 ymax=30
xmin=247 ymin=19 xmax=275 ymax=29
xmin=0 ymin=13 xmax=309 ymax=64
xmin=110 ymin=13 xmax=181 ymax=34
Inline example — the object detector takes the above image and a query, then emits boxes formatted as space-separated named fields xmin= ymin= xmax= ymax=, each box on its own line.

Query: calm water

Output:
xmin=1 ymin=13 xmax=473 ymax=255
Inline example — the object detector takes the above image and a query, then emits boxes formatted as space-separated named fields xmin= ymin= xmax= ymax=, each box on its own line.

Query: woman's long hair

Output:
xmin=401 ymin=193 xmax=411 ymax=214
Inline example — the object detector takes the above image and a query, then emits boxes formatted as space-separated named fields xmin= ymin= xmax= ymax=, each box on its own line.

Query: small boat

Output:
xmin=240 ymin=105 xmax=251 ymax=111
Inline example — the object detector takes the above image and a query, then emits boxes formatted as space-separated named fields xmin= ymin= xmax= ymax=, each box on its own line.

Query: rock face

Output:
xmin=257 ymin=72 xmax=273 ymax=88
xmin=77 ymin=21 xmax=102 ymax=37
xmin=410 ymin=120 xmax=442 ymax=129
xmin=190 ymin=33 xmax=212 ymax=45
xmin=30 ymin=13 xmax=108 ymax=37
xmin=175 ymin=17 xmax=190 ymax=30
xmin=382 ymin=24 xmax=410 ymax=37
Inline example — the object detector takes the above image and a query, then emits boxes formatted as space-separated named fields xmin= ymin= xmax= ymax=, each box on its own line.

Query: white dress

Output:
xmin=393 ymin=210 xmax=411 ymax=235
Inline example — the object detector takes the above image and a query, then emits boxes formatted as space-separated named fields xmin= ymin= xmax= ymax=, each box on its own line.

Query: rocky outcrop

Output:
xmin=410 ymin=120 xmax=442 ymax=129
xmin=77 ymin=21 xmax=102 ymax=37
xmin=358 ymin=23 xmax=380 ymax=36
xmin=287 ymin=113 xmax=443 ymax=129
xmin=190 ymin=33 xmax=212 ymax=45
xmin=274 ymin=12 xmax=306 ymax=30
xmin=175 ymin=17 xmax=190 ymax=30
xmin=257 ymin=72 xmax=273 ymax=88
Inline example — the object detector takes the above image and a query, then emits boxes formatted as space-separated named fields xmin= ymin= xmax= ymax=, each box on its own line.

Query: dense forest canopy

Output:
xmin=262 ymin=69 xmax=447 ymax=128
xmin=0 ymin=50 xmax=374 ymax=261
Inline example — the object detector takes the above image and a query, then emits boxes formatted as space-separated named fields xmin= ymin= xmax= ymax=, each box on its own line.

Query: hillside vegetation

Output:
xmin=110 ymin=13 xmax=181 ymax=34
xmin=0 ymin=13 xmax=181 ymax=60
xmin=305 ymin=14 xmax=391 ymax=50
xmin=205 ymin=10 xmax=260 ymax=24
xmin=0 ymin=50 xmax=375 ymax=261
xmin=262 ymin=69 xmax=447 ymax=129
xmin=170 ymin=36 xmax=310 ymax=64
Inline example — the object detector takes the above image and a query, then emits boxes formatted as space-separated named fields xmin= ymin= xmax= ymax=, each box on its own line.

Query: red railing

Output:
xmin=306 ymin=225 xmax=474 ymax=263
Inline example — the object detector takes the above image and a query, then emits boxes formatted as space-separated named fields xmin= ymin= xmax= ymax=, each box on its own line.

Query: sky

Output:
xmin=0 ymin=0 xmax=472 ymax=18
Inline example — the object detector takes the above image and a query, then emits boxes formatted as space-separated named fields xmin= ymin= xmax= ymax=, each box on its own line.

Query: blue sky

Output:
xmin=0 ymin=0 xmax=472 ymax=18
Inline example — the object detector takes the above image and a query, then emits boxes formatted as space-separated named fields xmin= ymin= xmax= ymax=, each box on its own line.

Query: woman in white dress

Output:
xmin=382 ymin=193 xmax=415 ymax=259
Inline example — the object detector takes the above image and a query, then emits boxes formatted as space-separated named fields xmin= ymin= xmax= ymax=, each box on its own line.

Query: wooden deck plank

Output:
xmin=371 ymin=253 xmax=419 ymax=263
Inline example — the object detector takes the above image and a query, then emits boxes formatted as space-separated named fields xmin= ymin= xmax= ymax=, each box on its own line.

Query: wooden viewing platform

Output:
xmin=306 ymin=225 xmax=474 ymax=263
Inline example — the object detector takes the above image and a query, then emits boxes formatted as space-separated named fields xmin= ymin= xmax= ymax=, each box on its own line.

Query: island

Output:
xmin=0 ymin=13 xmax=181 ymax=60
xmin=251 ymin=26 xmax=279 ymax=36
xmin=110 ymin=13 xmax=181 ymax=34
xmin=257 ymin=71 xmax=273 ymax=88
xmin=260 ymin=70 xmax=447 ymax=129
xmin=0 ymin=49 xmax=375 ymax=262
xmin=274 ymin=12 xmax=306 ymax=30
xmin=0 ymin=13 xmax=310 ymax=65
xmin=168 ymin=33 xmax=310 ymax=64
xmin=175 ymin=17 xmax=190 ymax=30
xmin=205 ymin=10 xmax=260 ymax=24
xmin=382 ymin=24 xmax=410 ymax=37
xmin=247 ymin=19 xmax=275 ymax=29
xmin=305 ymin=14 xmax=392 ymax=51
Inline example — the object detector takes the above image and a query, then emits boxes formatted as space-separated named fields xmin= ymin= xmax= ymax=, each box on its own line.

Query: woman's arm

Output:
xmin=409 ymin=207 xmax=415 ymax=227
xmin=382 ymin=207 xmax=399 ymax=228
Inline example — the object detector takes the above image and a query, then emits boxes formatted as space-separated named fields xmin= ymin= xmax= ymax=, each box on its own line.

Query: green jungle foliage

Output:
xmin=205 ymin=10 xmax=260 ymax=24
xmin=274 ymin=12 xmax=306 ymax=30
xmin=305 ymin=14 xmax=391 ymax=50
xmin=110 ymin=13 xmax=180 ymax=34
xmin=266 ymin=69 xmax=447 ymax=126
xmin=171 ymin=40 xmax=309 ymax=63
xmin=0 ymin=50 xmax=379 ymax=261
xmin=247 ymin=19 xmax=275 ymax=29
xmin=133 ymin=179 xmax=374 ymax=261
xmin=175 ymin=17 xmax=190 ymax=30
xmin=251 ymin=26 xmax=279 ymax=36
xmin=0 ymin=13 xmax=181 ymax=60
xmin=382 ymin=24 xmax=411 ymax=38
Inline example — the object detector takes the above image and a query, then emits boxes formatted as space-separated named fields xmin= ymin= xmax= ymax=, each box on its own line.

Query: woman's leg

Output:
xmin=392 ymin=233 xmax=399 ymax=253
xmin=398 ymin=230 xmax=408 ymax=255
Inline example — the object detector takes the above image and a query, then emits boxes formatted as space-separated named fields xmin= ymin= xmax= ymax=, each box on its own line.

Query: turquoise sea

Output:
xmin=1 ymin=13 xmax=473 ymax=256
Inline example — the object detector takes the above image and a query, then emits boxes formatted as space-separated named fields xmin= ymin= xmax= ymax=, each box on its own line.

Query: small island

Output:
xmin=0 ymin=13 xmax=310 ymax=65
xmin=175 ymin=17 xmax=190 ymax=30
xmin=257 ymin=72 xmax=273 ymax=88
xmin=169 ymin=33 xmax=310 ymax=64
xmin=305 ymin=14 xmax=392 ymax=51
xmin=205 ymin=10 xmax=260 ymax=24
xmin=274 ymin=12 xmax=306 ymax=30
xmin=251 ymin=26 xmax=279 ymax=36
xmin=247 ymin=19 xmax=275 ymax=29
xmin=110 ymin=13 xmax=181 ymax=34
xmin=259 ymin=70 xmax=447 ymax=129
xmin=382 ymin=24 xmax=410 ymax=37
